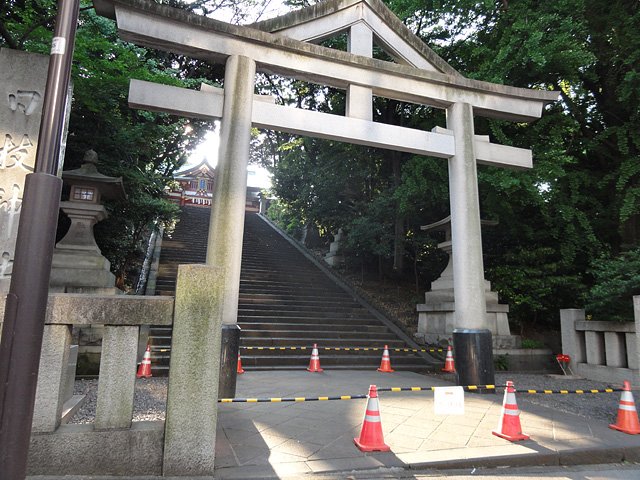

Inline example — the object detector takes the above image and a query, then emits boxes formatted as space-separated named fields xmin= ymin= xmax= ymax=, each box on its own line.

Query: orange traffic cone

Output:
xmin=237 ymin=353 xmax=245 ymax=374
xmin=377 ymin=345 xmax=394 ymax=372
xmin=354 ymin=385 xmax=390 ymax=452
xmin=442 ymin=346 xmax=455 ymax=372
xmin=136 ymin=345 xmax=152 ymax=378
xmin=492 ymin=381 xmax=529 ymax=441
xmin=610 ymin=381 xmax=640 ymax=434
xmin=307 ymin=344 xmax=323 ymax=372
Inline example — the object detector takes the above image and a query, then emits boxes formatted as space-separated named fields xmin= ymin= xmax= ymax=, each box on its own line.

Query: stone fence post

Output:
xmin=560 ymin=308 xmax=586 ymax=374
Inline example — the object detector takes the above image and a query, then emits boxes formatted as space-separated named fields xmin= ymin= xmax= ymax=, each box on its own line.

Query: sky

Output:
xmin=181 ymin=1 xmax=293 ymax=189
xmin=184 ymin=127 xmax=272 ymax=189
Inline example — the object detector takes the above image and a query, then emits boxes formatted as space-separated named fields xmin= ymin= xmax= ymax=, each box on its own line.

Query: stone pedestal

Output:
xmin=416 ymin=278 xmax=517 ymax=348
xmin=50 ymin=201 xmax=118 ymax=294
xmin=416 ymin=219 xmax=519 ymax=349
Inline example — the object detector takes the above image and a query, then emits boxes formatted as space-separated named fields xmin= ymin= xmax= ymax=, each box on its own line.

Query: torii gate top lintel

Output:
xmin=94 ymin=0 xmax=557 ymax=123
xmin=249 ymin=0 xmax=461 ymax=77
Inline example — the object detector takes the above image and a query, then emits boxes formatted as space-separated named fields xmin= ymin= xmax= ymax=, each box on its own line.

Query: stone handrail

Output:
xmin=560 ymin=296 xmax=640 ymax=385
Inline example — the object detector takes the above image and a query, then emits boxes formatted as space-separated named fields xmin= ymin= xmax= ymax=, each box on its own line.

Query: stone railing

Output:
xmin=6 ymin=294 xmax=174 ymax=476
xmin=0 ymin=264 xmax=225 ymax=477
xmin=560 ymin=296 xmax=640 ymax=385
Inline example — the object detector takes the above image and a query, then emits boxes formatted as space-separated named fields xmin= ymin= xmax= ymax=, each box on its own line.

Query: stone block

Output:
xmin=417 ymin=311 xmax=454 ymax=335
xmin=49 ymin=266 xmax=116 ymax=288
xmin=423 ymin=290 xmax=454 ymax=303
xmin=493 ymin=348 xmax=554 ymax=371
xmin=576 ymin=363 xmax=639 ymax=386
xmin=585 ymin=331 xmax=605 ymax=365
xmin=485 ymin=312 xmax=497 ymax=333
xmin=627 ymin=332 xmax=638 ymax=370
xmin=324 ymin=253 xmax=343 ymax=266
xmin=577 ymin=320 xmax=634 ymax=332
xmin=28 ymin=422 xmax=164 ymax=476
xmin=163 ymin=264 xmax=224 ymax=477
xmin=95 ymin=325 xmax=138 ymax=430
xmin=44 ymin=294 xmax=174 ymax=326
xmin=65 ymin=344 xmax=78 ymax=402
xmin=485 ymin=290 xmax=499 ymax=303
xmin=560 ymin=309 xmax=586 ymax=368
xmin=32 ymin=324 xmax=72 ymax=433
xmin=495 ymin=312 xmax=511 ymax=336
xmin=604 ymin=331 xmax=627 ymax=368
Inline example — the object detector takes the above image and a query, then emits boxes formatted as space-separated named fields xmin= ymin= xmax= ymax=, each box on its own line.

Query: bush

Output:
xmin=521 ymin=339 xmax=546 ymax=349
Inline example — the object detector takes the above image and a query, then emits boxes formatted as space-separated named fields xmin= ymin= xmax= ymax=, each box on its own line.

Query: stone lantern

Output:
xmin=415 ymin=215 xmax=519 ymax=349
xmin=50 ymin=150 xmax=126 ymax=293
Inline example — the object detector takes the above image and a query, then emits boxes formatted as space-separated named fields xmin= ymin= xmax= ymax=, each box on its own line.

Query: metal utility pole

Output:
xmin=0 ymin=0 xmax=80 ymax=477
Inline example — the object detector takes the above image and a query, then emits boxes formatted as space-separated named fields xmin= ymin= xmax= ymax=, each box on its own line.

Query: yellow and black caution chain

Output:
xmin=152 ymin=346 xmax=445 ymax=353
xmin=218 ymin=384 xmax=498 ymax=402
xmin=218 ymin=384 xmax=625 ymax=403
xmin=241 ymin=346 xmax=445 ymax=353
xmin=516 ymin=388 xmax=621 ymax=394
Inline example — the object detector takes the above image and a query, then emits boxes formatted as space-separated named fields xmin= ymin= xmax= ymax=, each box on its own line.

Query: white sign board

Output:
xmin=434 ymin=386 xmax=465 ymax=415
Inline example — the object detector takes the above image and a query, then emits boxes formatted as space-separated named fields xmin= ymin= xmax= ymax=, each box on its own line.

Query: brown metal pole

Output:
xmin=0 ymin=0 xmax=80 ymax=477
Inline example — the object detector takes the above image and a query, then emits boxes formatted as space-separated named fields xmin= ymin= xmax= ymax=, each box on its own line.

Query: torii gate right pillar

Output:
xmin=447 ymin=102 xmax=494 ymax=388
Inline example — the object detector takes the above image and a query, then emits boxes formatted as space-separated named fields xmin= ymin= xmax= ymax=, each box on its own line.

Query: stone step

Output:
xmin=239 ymin=337 xmax=407 ymax=348
xmin=239 ymin=348 xmax=420 ymax=359
xmin=150 ymin=362 xmax=426 ymax=375
xmin=240 ymin=329 xmax=396 ymax=340
xmin=238 ymin=322 xmax=389 ymax=333
xmin=147 ymin=209 xmax=433 ymax=374
xmin=237 ymin=314 xmax=376 ymax=325
xmin=238 ymin=286 xmax=349 ymax=297
xmin=238 ymin=354 xmax=425 ymax=368
xmin=237 ymin=307 xmax=372 ymax=317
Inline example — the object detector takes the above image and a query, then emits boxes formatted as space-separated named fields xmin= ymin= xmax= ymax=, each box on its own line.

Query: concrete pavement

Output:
xmin=214 ymin=370 xmax=640 ymax=479
xmin=26 ymin=369 xmax=640 ymax=479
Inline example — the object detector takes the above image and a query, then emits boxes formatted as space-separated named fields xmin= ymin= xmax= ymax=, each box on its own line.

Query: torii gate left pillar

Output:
xmin=206 ymin=55 xmax=256 ymax=398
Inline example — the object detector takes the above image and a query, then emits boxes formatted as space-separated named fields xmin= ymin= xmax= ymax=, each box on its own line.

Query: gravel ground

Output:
xmin=70 ymin=377 xmax=168 ymax=424
xmin=69 ymin=372 xmax=625 ymax=425
xmin=495 ymin=372 xmax=622 ymax=425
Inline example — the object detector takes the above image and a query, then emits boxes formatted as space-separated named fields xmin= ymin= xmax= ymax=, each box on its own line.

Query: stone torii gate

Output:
xmin=95 ymin=0 xmax=557 ymax=391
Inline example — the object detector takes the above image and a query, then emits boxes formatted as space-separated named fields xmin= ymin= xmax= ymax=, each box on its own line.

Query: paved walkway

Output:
xmin=214 ymin=370 xmax=640 ymax=479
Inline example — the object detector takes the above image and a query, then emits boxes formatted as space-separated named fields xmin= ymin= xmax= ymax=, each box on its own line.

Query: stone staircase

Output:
xmin=147 ymin=206 xmax=433 ymax=374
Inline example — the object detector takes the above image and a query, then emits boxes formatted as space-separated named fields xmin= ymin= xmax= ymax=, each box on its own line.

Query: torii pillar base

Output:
xmin=453 ymin=329 xmax=494 ymax=393
xmin=218 ymin=324 xmax=240 ymax=398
